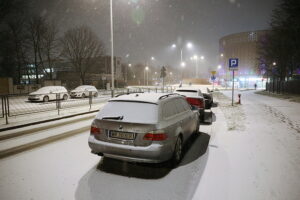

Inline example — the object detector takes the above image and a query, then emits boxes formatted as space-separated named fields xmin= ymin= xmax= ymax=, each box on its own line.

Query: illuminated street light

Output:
xmin=128 ymin=63 xmax=132 ymax=67
xmin=273 ymin=62 xmax=277 ymax=66
xmin=220 ymin=53 xmax=224 ymax=57
xmin=171 ymin=42 xmax=194 ymax=64
xmin=187 ymin=42 xmax=193 ymax=49
xmin=151 ymin=56 xmax=155 ymax=61
xmin=218 ymin=65 xmax=222 ymax=69
xmin=181 ymin=62 xmax=186 ymax=67
xmin=200 ymin=56 xmax=205 ymax=60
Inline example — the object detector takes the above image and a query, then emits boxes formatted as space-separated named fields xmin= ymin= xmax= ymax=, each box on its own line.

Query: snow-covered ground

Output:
xmin=0 ymin=90 xmax=299 ymax=200
xmin=193 ymin=90 xmax=300 ymax=200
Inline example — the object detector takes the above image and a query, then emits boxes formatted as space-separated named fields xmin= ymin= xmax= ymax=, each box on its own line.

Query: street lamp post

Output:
xmin=145 ymin=66 xmax=149 ymax=86
xmin=191 ymin=55 xmax=199 ymax=78
xmin=110 ymin=0 xmax=114 ymax=97
xmin=172 ymin=42 xmax=193 ymax=68
xmin=181 ymin=62 xmax=186 ymax=80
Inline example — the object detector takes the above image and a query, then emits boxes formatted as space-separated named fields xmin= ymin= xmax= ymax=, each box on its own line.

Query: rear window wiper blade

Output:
xmin=102 ymin=116 xmax=124 ymax=120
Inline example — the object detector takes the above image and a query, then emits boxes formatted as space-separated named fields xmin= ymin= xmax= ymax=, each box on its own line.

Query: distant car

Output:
xmin=88 ymin=93 xmax=199 ymax=166
xmin=28 ymin=86 xmax=69 ymax=102
xmin=70 ymin=85 xmax=98 ymax=98
xmin=174 ymin=88 xmax=206 ymax=122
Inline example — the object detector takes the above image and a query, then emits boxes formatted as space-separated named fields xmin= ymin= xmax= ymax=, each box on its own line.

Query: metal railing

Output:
xmin=0 ymin=86 xmax=176 ymax=124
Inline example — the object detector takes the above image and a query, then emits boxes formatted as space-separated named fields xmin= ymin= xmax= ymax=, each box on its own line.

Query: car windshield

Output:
xmin=75 ymin=86 xmax=88 ymax=90
xmin=96 ymin=101 xmax=158 ymax=124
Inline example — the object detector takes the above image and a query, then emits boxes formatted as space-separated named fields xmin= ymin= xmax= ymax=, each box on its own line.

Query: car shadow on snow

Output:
xmin=211 ymin=102 xmax=218 ymax=108
xmin=96 ymin=132 xmax=210 ymax=179
xmin=75 ymin=133 xmax=210 ymax=200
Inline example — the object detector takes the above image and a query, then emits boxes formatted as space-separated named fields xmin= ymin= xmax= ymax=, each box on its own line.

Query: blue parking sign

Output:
xmin=229 ymin=58 xmax=239 ymax=70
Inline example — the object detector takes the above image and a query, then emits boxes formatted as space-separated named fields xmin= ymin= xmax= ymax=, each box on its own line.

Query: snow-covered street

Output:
xmin=0 ymin=90 xmax=299 ymax=200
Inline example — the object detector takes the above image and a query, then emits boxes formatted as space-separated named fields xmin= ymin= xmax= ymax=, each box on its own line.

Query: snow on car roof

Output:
xmin=109 ymin=93 xmax=179 ymax=104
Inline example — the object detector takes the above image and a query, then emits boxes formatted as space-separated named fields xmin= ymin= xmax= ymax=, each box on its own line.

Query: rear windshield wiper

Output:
xmin=102 ymin=116 xmax=124 ymax=120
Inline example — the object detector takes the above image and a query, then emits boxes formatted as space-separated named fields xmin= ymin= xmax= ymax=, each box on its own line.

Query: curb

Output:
xmin=0 ymin=126 xmax=90 ymax=159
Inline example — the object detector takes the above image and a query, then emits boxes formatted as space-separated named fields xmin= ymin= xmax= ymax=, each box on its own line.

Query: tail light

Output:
xmin=186 ymin=97 xmax=204 ymax=109
xmin=90 ymin=126 xmax=101 ymax=135
xmin=143 ymin=131 xmax=168 ymax=141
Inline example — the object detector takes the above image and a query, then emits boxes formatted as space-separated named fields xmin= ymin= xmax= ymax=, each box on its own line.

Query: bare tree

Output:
xmin=27 ymin=16 xmax=47 ymax=84
xmin=42 ymin=19 xmax=60 ymax=80
xmin=7 ymin=17 xmax=28 ymax=84
xmin=60 ymin=26 xmax=105 ymax=84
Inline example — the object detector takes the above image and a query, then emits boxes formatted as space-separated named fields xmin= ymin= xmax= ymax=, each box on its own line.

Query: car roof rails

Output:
xmin=158 ymin=93 xmax=180 ymax=100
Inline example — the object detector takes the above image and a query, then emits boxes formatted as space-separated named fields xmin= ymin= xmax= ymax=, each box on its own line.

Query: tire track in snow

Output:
xmin=263 ymin=104 xmax=300 ymax=135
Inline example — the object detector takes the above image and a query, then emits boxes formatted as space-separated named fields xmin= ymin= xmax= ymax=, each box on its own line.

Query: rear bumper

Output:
xmin=70 ymin=93 xmax=82 ymax=98
xmin=88 ymin=135 xmax=174 ymax=163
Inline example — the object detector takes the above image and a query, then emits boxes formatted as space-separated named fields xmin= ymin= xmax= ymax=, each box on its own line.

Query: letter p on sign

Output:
xmin=229 ymin=58 xmax=239 ymax=71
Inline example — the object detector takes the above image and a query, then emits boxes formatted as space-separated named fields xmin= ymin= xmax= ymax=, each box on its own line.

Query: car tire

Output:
xmin=82 ymin=93 xmax=86 ymax=98
xmin=171 ymin=136 xmax=183 ymax=167
xmin=43 ymin=96 xmax=49 ymax=102
xmin=94 ymin=92 xmax=98 ymax=97
xmin=63 ymin=94 xmax=68 ymax=100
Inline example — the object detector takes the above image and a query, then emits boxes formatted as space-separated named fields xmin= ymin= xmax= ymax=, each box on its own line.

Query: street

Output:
xmin=0 ymin=90 xmax=300 ymax=200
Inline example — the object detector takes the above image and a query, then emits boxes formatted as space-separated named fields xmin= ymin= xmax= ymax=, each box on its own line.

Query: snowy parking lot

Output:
xmin=0 ymin=90 xmax=300 ymax=200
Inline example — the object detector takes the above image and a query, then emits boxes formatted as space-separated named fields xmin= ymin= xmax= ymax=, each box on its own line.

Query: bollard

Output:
xmin=238 ymin=94 xmax=241 ymax=104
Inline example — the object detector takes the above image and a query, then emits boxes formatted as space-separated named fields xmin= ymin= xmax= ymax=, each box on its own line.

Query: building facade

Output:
xmin=219 ymin=30 xmax=269 ymax=88
xmin=19 ymin=56 xmax=122 ymax=89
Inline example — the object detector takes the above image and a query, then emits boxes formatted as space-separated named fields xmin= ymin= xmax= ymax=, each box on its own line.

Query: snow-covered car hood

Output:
xmin=29 ymin=91 xmax=48 ymax=95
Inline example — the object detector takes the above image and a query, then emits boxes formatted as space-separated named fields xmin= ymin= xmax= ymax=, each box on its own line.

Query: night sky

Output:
xmin=29 ymin=0 xmax=278 ymax=72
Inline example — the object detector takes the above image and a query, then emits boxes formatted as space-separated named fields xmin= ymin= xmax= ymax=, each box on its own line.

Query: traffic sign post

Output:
xmin=211 ymin=71 xmax=217 ymax=91
xmin=229 ymin=58 xmax=239 ymax=106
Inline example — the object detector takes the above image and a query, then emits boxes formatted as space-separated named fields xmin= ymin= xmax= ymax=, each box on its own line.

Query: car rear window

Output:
xmin=96 ymin=101 xmax=158 ymax=124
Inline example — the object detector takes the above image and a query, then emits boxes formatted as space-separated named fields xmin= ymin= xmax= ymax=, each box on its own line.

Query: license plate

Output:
xmin=110 ymin=131 xmax=135 ymax=140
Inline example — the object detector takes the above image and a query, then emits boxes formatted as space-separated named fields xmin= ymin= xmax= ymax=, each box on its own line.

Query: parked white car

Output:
xmin=28 ymin=86 xmax=69 ymax=102
xmin=174 ymin=88 xmax=206 ymax=122
xmin=70 ymin=85 xmax=98 ymax=98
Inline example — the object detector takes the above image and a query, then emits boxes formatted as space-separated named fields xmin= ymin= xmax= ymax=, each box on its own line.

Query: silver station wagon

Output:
xmin=88 ymin=93 xmax=200 ymax=166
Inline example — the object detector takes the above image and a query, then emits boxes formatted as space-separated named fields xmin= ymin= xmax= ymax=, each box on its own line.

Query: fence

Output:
xmin=0 ymin=86 xmax=175 ymax=124
xmin=266 ymin=80 xmax=300 ymax=94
